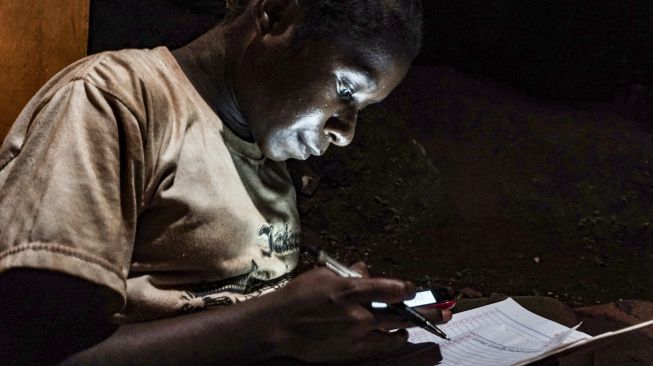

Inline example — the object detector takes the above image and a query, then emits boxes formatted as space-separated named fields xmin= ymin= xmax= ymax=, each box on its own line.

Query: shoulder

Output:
xmin=77 ymin=47 xmax=183 ymax=122
xmin=12 ymin=48 xmax=180 ymax=126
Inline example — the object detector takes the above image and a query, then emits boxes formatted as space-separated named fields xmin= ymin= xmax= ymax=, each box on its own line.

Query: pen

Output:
xmin=304 ymin=244 xmax=450 ymax=341
xmin=389 ymin=302 xmax=451 ymax=340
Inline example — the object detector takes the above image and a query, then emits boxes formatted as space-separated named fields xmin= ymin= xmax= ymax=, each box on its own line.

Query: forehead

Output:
xmin=347 ymin=49 xmax=411 ymax=99
xmin=302 ymin=38 xmax=411 ymax=91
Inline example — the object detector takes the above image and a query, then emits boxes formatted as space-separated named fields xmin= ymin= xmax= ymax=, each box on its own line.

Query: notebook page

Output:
xmin=408 ymin=298 xmax=590 ymax=366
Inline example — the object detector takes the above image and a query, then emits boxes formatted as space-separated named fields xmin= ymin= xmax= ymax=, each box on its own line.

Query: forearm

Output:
xmin=62 ymin=295 xmax=284 ymax=366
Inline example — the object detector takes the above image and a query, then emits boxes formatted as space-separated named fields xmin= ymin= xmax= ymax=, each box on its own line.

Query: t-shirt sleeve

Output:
xmin=0 ymin=79 xmax=146 ymax=315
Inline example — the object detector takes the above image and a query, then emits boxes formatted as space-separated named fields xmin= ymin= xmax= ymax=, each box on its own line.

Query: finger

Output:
xmin=384 ymin=342 xmax=443 ymax=366
xmin=375 ymin=314 xmax=416 ymax=330
xmin=353 ymin=329 xmax=409 ymax=359
xmin=337 ymin=278 xmax=416 ymax=305
xmin=374 ymin=310 xmax=449 ymax=329
xmin=414 ymin=307 xmax=452 ymax=325
xmin=349 ymin=261 xmax=370 ymax=278
xmin=371 ymin=306 xmax=453 ymax=330
xmin=441 ymin=309 xmax=452 ymax=323
xmin=403 ymin=281 xmax=418 ymax=298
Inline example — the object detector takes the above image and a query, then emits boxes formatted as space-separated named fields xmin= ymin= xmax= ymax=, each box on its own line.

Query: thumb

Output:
xmin=349 ymin=261 xmax=370 ymax=278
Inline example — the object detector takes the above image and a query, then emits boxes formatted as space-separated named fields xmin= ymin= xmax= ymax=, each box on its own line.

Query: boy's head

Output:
xmin=227 ymin=0 xmax=423 ymax=60
xmin=225 ymin=0 xmax=423 ymax=161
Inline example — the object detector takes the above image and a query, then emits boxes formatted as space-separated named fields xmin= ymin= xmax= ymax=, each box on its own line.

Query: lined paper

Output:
xmin=408 ymin=298 xmax=590 ymax=366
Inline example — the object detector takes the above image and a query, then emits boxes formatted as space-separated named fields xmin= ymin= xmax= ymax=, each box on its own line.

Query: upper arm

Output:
xmin=0 ymin=80 xmax=147 ymax=362
xmin=0 ymin=269 xmax=119 ymax=364
xmin=0 ymin=80 xmax=147 ymax=314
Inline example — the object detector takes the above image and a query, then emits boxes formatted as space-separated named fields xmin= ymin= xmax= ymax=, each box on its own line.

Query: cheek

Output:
xmin=258 ymin=107 xmax=328 ymax=160
xmin=266 ymin=108 xmax=326 ymax=150
xmin=294 ymin=109 xmax=326 ymax=130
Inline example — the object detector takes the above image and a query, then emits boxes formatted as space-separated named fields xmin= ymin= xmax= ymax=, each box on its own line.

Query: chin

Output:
xmin=262 ymin=151 xmax=288 ymax=161
xmin=269 ymin=155 xmax=291 ymax=162
xmin=259 ymin=145 xmax=292 ymax=161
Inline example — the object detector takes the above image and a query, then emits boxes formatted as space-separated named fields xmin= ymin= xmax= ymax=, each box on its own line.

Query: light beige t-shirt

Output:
xmin=0 ymin=47 xmax=301 ymax=322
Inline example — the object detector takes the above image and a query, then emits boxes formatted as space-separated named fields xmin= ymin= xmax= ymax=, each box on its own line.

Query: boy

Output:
xmin=0 ymin=0 xmax=448 ymax=364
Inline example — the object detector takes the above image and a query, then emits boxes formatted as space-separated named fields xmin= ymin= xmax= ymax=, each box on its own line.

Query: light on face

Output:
xmin=334 ymin=68 xmax=378 ymax=102
xmin=293 ymin=109 xmax=324 ymax=129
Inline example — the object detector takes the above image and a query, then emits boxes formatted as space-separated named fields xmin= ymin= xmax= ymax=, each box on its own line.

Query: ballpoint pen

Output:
xmin=304 ymin=244 xmax=450 ymax=341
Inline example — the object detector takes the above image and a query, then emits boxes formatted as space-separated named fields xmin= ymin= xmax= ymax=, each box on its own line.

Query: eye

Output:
xmin=337 ymin=78 xmax=355 ymax=103
xmin=339 ymin=88 xmax=354 ymax=101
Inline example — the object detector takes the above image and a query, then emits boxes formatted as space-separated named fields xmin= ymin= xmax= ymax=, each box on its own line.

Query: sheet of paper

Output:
xmin=514 ymin=318 xmax=653 ymax=365
xmin=408 ymin=298 xmax=590 ymax=366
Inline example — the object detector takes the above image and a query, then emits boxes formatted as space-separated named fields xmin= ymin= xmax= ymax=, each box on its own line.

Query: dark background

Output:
xmin=88 ymin=0 xmax=653 ymax=307
xmin=89 ymin=0 xmax=653 ymax=103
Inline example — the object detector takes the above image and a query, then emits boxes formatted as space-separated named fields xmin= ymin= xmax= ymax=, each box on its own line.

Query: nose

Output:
xmin=324 ymin=110 xmax=358 ymax=147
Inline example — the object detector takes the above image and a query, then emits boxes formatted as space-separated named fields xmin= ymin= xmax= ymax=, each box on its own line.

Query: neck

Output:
xmin=172 ymin=25 xmax=253 ymax=141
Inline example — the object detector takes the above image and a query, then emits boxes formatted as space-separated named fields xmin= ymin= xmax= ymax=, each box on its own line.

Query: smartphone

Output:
xmin=371 ymin=288 xmax=456 ymax=311
xmin=406 ymin=288 xmax=456 ymax=310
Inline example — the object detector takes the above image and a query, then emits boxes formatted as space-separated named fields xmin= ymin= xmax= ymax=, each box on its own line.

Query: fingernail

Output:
xmin=442 ymin=309 xmax=452 ymax=322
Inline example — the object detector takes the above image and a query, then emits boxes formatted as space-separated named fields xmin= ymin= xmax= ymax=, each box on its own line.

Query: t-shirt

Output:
xmin=0 ymin=47 xmax=301 ymax=322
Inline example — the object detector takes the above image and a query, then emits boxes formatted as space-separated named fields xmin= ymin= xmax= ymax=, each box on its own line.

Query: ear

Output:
xmin=255 ymin=0 xmax=300 ymax=38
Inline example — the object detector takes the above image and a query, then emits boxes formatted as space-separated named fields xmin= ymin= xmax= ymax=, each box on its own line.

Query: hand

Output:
xmin=267 ymin=262 xmax=451 ymax=363
xmin=356 ymin=342 xmax=443 ymax=366
xmin=350 ymin=262 xmax=451 ymax=332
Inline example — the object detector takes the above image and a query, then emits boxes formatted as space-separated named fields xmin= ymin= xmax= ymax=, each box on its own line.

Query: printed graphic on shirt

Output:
xmin=258 ymin=223 xmax=301 ymax=257
xmin=176 ymin=259 xmax=294 ymax=315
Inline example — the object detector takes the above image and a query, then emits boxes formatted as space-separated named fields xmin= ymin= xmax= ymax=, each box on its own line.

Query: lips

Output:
xmin=298 ymin=134 xmax=322 ymax=157
xmin=297 ymin=141 xmax=311 ymax=160
xmin=306 ymin=142 xmax=321 ymax=156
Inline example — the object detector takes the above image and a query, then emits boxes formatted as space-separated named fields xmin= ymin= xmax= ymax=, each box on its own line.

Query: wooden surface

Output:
xmin=0 ymin=0 xmax=89 ymax=141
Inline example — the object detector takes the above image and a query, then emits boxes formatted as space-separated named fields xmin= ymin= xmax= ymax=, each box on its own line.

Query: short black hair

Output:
xmin=227 ymin=0 xmax=424 ymax=60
